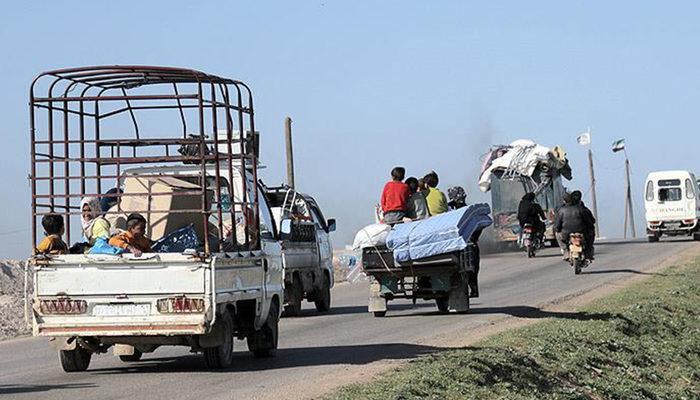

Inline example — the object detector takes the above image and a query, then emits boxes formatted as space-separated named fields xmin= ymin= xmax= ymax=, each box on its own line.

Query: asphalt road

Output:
xmin=0 ymin=238 xmax=696 ymax=400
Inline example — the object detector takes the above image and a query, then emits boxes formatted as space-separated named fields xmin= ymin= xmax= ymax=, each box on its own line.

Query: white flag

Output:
xmin=577 ymin=132 xmax=591 ymax=146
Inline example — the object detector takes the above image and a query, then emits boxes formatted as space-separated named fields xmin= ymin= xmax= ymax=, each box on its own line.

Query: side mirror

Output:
xmin=280 ymin=219 xmax=292 ymax=235
xmin=327 ymin=218 xmax=337 ymax=233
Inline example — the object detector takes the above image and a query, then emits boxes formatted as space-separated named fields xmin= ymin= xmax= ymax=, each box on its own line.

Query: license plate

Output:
xmin=92 ymin=304 xmax=151 ymax=317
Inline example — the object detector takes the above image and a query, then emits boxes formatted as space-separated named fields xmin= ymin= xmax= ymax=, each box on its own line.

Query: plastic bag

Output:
xmin=87 ymin=237 xmax=125 ymax=255
xmin=152 ymin=224 xmax=199 ymax=253
xmin=352 ymin=223 xmax=392 ymax=250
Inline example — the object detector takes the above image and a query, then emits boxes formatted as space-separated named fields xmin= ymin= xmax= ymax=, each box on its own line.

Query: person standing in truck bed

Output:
xmin=381 ymin=167 xmax=410 ymax=225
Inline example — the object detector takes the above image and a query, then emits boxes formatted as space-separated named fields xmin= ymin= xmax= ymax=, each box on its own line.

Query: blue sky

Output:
xmin=1 ymin=2 xmax=699 ymax=257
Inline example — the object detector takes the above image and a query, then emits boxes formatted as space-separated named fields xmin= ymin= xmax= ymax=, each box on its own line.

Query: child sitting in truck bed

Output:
xmin=109 ymin=213 xmax=153 ymax=257
xmin=35 ymin=214 xmax=68 ymax=255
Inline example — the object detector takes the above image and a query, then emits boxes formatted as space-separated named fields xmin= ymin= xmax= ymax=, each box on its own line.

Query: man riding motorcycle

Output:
xmin=517 ymin=192 xmax=546 ymax=244
xmin=555 ymin=190 xmax=596 ymax=260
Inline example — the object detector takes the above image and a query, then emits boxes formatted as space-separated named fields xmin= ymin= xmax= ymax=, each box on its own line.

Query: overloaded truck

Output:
xmin=357 ymin=204 xmax=493 ymax=317
xmin=479 ymin=139 xmax=571 ymax=248
xmin=28 ymin=66 xmax=288 ymax=371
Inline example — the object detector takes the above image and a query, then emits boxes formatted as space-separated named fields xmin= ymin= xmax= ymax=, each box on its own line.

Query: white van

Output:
xmin=644 ymin=170 xmax=700 ymax=242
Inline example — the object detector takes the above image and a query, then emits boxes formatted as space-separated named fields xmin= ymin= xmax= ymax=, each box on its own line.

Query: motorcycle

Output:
xmin=568 ymin=233 xmax=591 ymax=274
xmin=520 ymin=223 xmax=541 ymax=258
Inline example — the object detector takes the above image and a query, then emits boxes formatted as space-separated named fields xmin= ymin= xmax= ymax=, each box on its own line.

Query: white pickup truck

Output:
xmin=263 ymin=185 xmax=336 ymax=316
xmin=28 ymin=65 xmax=286 ymax=372
xmin=31 ymin=166 xmax=284 ymax=371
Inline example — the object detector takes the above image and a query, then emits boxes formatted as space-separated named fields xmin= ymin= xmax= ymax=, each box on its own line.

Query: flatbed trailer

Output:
xmin=361 ymin=243 xmax=479 ymax=317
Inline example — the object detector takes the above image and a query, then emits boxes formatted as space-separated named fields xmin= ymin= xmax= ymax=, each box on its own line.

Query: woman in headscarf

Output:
xmin=80 ymin=197 xmax=111 ymax=246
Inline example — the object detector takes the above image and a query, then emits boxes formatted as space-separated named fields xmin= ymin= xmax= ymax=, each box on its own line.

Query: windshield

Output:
xmin=491 ymin=177 xmax=527 ymax=214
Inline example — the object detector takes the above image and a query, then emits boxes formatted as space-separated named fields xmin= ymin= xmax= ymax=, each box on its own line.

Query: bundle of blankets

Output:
xmin=354 ymin=203 xmax=493 ymax=264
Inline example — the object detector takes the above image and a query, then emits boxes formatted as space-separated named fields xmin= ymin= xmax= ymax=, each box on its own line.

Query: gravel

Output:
xmin=0 ymin=260 xmax=32 ymax=340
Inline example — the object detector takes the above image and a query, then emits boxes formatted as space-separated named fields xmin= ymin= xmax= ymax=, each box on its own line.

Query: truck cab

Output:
xmin=263 ymin=185 xmax=336 ymax=316
xmin=644 ymin=170 xmax=700 ymax=242
xmin=28 ymin=66 xmax=283 ymax=371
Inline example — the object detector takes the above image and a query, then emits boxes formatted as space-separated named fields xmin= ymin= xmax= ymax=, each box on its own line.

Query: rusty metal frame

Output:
xmin=30 ymin=65 xmax=260 ymax=255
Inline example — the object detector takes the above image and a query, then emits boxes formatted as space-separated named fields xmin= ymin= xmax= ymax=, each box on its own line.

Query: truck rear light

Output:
xmin=682 ymin=219 xmax=696 ymax=225
xmin=157 ymin=297 xmax=205 ymax=313
xmin=40 ymin=299 xmax=87 ymax=315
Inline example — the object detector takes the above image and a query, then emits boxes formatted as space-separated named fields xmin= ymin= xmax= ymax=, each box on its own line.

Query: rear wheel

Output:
xmin=373 ymin=311 xmax=387 ymax=317
xmin=693 ymin=232 xmax=700 ymax=241
xmin=283 ymin=275 xmax=303 ymax=317
xmin=435 ymin=297 xmax=449 ymax=313
xmin=119 ymin=349 xmax=143 ymax=362
xmin=314 ymin=274 xmax=331 ymax=312
xmin=648 ymin=235 xmax=660 ymax=243
xmin=527 ymin=245 xmax=535 ymax=258
xmin=248 ymin=300 xmax=279 ymax=358
xmin=203 ymin=311 xmax=234 ymax=369
xmin=59 ymin=347 xmax=92 ymax=372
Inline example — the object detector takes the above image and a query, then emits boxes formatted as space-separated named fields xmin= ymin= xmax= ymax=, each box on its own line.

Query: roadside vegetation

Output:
xmin=331 ymin=256 xmax=700 ymax=400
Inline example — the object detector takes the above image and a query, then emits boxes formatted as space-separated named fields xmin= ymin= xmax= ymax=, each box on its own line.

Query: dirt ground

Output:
xmin=0 ymin=260 xmax=31 ymax=340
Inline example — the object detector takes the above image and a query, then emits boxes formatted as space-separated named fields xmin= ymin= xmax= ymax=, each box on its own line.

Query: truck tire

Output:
xmin=314 ymin=274 xmax=331 ymax=312
xmin=435 ymin=297 xmax=449 ymax=313
xmin=648 ymin=235 xmax=660 ymax=243
xmin=283 ymin=275 xmax=303 ymax=317
xmin=373 ymin=311 xmax=387 ymax=317
xmin=119 ymin=349 xmax=143 ymax=362
xmin=203 ymin=311 xmax=234 ymax=369
xmin=59 ymin=347 xmax=92 ymax=372
xmin=248 ymin=301 xmax=279 ymax=358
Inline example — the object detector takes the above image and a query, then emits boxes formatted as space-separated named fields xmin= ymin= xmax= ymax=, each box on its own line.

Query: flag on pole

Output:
xmin=612 ymin=139 xmax=625 ymax=152
xmin=577 ymin=132 xmax=591 ymax=146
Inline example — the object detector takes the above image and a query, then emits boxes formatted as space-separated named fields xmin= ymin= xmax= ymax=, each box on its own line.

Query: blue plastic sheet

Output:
xmin=387 ymin=203 xmax=493 ymax=263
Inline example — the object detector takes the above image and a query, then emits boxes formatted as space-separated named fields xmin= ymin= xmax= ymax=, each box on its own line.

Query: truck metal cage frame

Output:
xmin=30 ymin=65 xmax=260 ymax=255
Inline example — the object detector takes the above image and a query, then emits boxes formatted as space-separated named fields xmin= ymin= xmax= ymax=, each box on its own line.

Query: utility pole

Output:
xmin=624 ymin=153 xmax=636 ymax=238
xmin=284 ymin=117 xmax=295 ymax=189
xmin=585 ymin=127 xmax=600 ymax=238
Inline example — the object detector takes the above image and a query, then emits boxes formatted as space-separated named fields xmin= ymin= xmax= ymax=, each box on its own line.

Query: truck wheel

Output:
xmin=435 ymin=297 xmax=449 ymax=313
xmin=283 ymin=275 xmax=303 ymax=317
xmin=648 ymin=235 xmax=660 ymax=243
xmin=693 ymin=232 xmax=700 ymax=241
xmin=248 ymin=301 xmax=279 ymax=358
xmin=314 ymin=274 xmax=331 ymax=312
xmin=203 ymin=311 xmax=234 ymax=369
xmin=119 ymin=349 xmax=143 ymax=362
xmin=373 ymin=311 xmax=387 ymax=317
xmin=59 ymin=347 xmax=92 ymax=372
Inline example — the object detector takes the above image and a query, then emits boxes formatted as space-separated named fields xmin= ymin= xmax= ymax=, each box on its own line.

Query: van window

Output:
xmin=645 ymin=181 xmax=654 ymax=201
xmin=658 ymin=179 xmax=681 ymax=187
xmin=658 ymin=188 xmax=682 ymax=202
xmin=685 ymin=179 xmax=695 ymax=199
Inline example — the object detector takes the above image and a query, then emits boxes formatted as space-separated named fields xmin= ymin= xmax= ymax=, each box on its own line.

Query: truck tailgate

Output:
xmin=35 ymin=254 xmax=207 ymax=296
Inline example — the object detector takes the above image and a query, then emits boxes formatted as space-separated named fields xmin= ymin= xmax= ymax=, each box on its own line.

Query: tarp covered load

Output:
xmin=478 ymin=139 xmax=571 ymax=193
xmin=386 ymin=203 xmax=493 ymax=263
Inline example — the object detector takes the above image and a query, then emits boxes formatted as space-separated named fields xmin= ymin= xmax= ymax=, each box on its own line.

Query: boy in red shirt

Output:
xmin=380 ymin=167 xmax=410 ymax=225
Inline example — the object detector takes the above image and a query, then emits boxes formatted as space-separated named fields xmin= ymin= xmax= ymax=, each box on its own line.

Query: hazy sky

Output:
xmin=1 ymin=2 xmax=699 ymax=257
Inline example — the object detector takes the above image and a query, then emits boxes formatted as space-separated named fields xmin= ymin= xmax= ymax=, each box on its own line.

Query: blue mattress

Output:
xmin=386 ymin=203 xmax=493 ymax=263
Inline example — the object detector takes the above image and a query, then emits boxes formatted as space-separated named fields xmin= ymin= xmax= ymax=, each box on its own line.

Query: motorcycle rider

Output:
xmin=555 ymin=190 xmax=596 ymax=260
xmin=517 ymin=192 xmax=546 ymax=243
